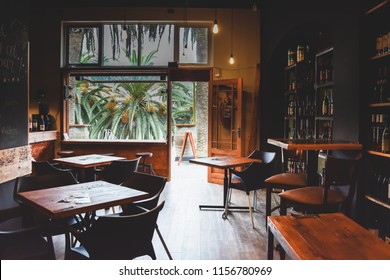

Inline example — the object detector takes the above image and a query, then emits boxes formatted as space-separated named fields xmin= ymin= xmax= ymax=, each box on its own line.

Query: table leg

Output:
xmin=199 ymin=168 xmax=253 ymax=213
xmin=267 ymin=225 xmax=274 ymax=260
xmin=306 ymin=151 xmax=320 ymax=186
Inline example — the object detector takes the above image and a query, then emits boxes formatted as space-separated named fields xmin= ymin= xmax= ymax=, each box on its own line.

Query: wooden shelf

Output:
xmin=365 ymin=0 xmax=389 ymax=15
xmin=315 ymin=116 xmax=333 ymax=121
xmin=315 ymin=81 xmax=334 ymax=89
xmin=370 ymin=52 xmax=390 ymax=61
xmin=316 ymin=47 xmax=334 ymax=57
xmin=367 ymin=150 xmax=390 ymax=158
xmin=369 ymin=102 xmax=390 ymax=107
xmin=365 ymin=194 xmax=390 ymax=210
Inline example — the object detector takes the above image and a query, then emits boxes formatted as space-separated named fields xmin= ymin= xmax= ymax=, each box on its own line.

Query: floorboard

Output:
xmin=53 ymin=160 xmax=281 ymax=260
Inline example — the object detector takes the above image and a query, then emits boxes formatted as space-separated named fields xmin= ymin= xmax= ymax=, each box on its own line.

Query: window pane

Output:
xmin=68 ymin=27 xmax=99 ymax=64
xmin=67 ymin=75 xmax=168 ymax=141
xmin=141 ymin=24 xmax=174 ymax=66
xmin=103 ymin=24 xmax=139 ymax=66
xmin=179 ymin=27 xmax=208 ymax=64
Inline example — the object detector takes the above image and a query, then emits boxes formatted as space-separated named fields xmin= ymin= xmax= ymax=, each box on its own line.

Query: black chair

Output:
xmin=119 ymin=171 xmax=172 ymax=259
xmin=279 ymin=154 xmax=361 ymax=216
xmin=0 ymin=209 xmax=55 ymax=260
xmin=32 ymin=160 xmax=73 ymax=176
xmin=95 ymin=158 xmax=141 ymax=184
xmin=13 ymin=172 xmax=81 ymax=249
xmin=66 ymin=201 xmax=165 ymax=260
xmin=224 ymin=150 xmax=277 ymax=228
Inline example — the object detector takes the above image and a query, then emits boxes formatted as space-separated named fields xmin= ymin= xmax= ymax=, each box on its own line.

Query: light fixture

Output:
xmin=213 ymin=8 xmax=219 ymax=34
xmin=229 ymin=9 xmax=234 ymax=64
xmin=122 ymin=8 xmax=127 ymax=39
xmin=252 ymin=1 xmax=258 ymax=12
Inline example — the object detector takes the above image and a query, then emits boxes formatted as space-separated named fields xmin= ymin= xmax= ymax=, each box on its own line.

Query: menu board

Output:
xmin=0 ymin=7 xmax=29 ymax=150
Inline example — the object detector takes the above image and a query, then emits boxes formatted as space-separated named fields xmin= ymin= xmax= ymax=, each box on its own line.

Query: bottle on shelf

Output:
xmin=381 ymin=115 xmax=390 ymax=153
xmin=328 ymin=89 xmax=334 ymax=116
xmin=28 ymin=116 xmax=32 ymax=132
xmin=322 ymin=90 xmax=329 ymax=116
xmin=376 ymin=33 xmax=383 ymax=56
xmin=39 ymin=115 xmax=46 ymax=131
xmin=32 ymin=115 xmax=38 ymax=132
xmin=376 ymin=114 xmax=385 ymax=151
xmin=371 ymin=114 xmax=377 ymax=149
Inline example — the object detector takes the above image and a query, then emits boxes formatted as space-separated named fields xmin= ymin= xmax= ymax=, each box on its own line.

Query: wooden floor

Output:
xmin=53 ymin=160 xmax=279 ymax=260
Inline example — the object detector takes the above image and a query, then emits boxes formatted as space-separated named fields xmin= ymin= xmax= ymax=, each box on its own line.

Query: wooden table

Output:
xmin=16 ymin=180 xmax=149 ymax=219
xmin=267 ymin=212 xmax=390 ymax=260
xmin=189 ymin=156 xmax=261 ymax=212
xmin=53 ymin=154 xmax=125 ymax=182
xmin=267 ymin=138 xmax=362 ymax=185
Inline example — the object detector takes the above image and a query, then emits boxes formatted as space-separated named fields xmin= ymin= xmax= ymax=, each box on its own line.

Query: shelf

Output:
xmin=315 ymin=116 xmax=333 ymax=121
xmin=369 ymin=102 xmax=390 ymax=107
xmin=365 ymin=194 xmax=390 ymax=210
xmin=316 ymin=47 xmax=334 ymax=57
xmin=365 ymin=0 xmax=389 ymax=15
xmin=367 ymin=150 xmax=390 ymax=158
xmin=315 ymin=81 xmax=334 ymax=89
xmin=370 ymin=52 xmax=390 ymax=61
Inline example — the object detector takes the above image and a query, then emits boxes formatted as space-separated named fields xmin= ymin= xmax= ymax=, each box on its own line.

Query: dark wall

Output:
xmin=260 ymin=0 xmax=361 ymax=149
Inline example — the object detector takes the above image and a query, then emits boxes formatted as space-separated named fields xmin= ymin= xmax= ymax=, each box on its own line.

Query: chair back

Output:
xmin=32 ymin=160 xmax=72 ymax=176
xmin=120 ymin=171 xmax=167 ymax=210
xmin=0 ymin=224 xmax=55 ymax=260
xmin=99 ymin=158 xmax=141 ymax=184
xmin=75 ymin=201 xmax=165 ymax=260
xmin=233 ymin=150 xmax=277 ymax=190
xmin=322 ymin=154 xmax=361 ymax=211
xmin=14 ymin=173 xmax=78 ymax=226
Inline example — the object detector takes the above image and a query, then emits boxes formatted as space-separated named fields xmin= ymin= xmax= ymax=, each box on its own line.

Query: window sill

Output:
xmin=61 ymin=139 xmax=167 ymax=145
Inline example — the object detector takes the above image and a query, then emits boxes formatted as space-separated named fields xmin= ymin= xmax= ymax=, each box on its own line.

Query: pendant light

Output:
xmin=213 ymin=8 xmax=219 ymax=34
xmin=229 ymin=9 xmax=234 ymax=64
xmin=122 ymin=8 xmax=127 ymax=39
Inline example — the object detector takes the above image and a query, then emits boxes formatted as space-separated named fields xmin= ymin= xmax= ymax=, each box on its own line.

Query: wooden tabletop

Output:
xmin=189 ymin=156 xmax=261 ymax=169
xmin=53 ymin=154 xmax=125 ymax=169
xmin=16 ymin=181 xmax=149 ymax=219
xmin=268 ymin=212 xmax=390 ymax=260
xmin=267 ymin=138 xmax=363 ymax=151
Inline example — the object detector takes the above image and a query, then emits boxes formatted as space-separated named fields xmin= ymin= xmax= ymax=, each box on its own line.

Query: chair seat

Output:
xmin=279 ymin=186 xmax=346 ymax=206
xmin=265 ymin=172 xmax=307 ymax=188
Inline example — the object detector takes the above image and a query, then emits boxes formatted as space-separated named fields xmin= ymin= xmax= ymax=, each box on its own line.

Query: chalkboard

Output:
xmin=0 ymin=7 xmax=29 ymax=150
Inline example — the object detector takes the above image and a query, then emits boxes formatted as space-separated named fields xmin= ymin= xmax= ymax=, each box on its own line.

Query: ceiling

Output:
xmin=32 ymin=0 xmax=263 ymax=9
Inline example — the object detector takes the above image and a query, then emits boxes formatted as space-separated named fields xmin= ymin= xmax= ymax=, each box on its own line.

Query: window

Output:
xmin=64 ymin=22 xmax=210 ymax=67
xmin=67 ymin=73 xmax=168 ymax=141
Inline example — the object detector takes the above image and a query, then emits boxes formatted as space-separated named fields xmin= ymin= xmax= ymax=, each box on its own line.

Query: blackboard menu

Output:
xmin=0 ymin=7 xmax=28 ymax=150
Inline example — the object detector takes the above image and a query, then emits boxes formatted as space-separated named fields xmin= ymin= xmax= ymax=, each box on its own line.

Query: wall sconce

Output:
xmin=213 ymin=8 xmax=219 ymax=34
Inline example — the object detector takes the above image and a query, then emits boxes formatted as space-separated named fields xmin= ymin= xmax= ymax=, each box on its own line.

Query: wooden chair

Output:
xmin=94 ymin=158 xmax=141 ymax=184
xmin=279 ymin=154 xmax=361 ymax=216
xmin=224 ymin=150 xmax=277 ymax=228
xmin=65 ymin=201 xmax=165 ymax=260
xmin=136 ymin=152 xmax=156 ymax=175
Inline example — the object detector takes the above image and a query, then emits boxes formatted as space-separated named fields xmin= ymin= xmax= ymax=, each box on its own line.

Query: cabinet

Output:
xmin=314 ymin=47 xmax=334 ymax=140
xmin=361 ymin=0 xmax=390 ymax=239
xmin=284 ymin=47 xmax=334 ymax=141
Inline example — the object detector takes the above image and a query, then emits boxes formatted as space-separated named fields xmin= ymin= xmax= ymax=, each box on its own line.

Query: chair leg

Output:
xmin=155 ymin=224 xmax=173 ymax=260
xmin=280 ymin=198 xmax=287 ymax=216
xmin=248 ymin=194 xmax=255 ymax=228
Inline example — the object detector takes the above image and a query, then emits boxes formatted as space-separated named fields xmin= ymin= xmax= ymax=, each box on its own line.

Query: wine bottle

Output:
xmin=28 ymin=116 xmax=32 ymax=132
xmin=32 ymin=115 xmax=38 ymax=132
xmin=322 ymin=90 xmax=329 ymax=115
xmin=39 ymin=115 xmax=46 ymax=131
xmin=382 ymin=115 xmax=390 ymax=153
xmin=329 ymin=89 xmax=333 ymax=116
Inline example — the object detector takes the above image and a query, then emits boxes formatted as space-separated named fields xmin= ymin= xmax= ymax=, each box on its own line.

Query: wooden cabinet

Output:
xmin=361 ymin=0 xmax=390 ymax=239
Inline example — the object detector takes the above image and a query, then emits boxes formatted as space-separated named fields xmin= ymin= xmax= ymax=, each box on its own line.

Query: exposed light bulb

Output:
xmin=252 ymin=2 xmax=258 ymax=12
xmin=122 ymin=25 xmax=127 ymax=39
xmin=229 ymin=54 xmax=235 ymax=64
xmin=213 ymin=19 xmax=219 ymax=34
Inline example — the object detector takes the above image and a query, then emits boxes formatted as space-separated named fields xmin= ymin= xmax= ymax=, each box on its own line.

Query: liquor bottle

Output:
xmin=32 ymin=115 xmax=38 ymax=132
xmin=28 ymin=116 xmax=32 ymax=132
xmin=382 ymin=115 xmax=390 ymax=153
xmin=322 ymin=90 xmax=329 ymax=115
xmin=383 ymin=32 xmax=388 ymax=54
xmin=328 ymin=89 xmax=334 ymax=116
xmin=376 ymin=33 xmax=383 ymax=56
xmin=377 ymin=114 xmax=385 ymax=150
xmin=39 ymin=115 xmax=46 ymax=131
xmin=371 ymin=114 xmax=377 ymax=149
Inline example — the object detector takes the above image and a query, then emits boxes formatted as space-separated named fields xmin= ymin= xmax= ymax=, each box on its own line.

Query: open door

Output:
xmin=208 ymin=78 xmax=243 ymax=185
